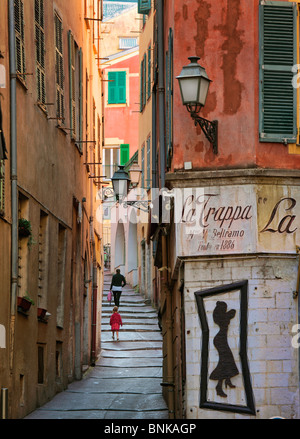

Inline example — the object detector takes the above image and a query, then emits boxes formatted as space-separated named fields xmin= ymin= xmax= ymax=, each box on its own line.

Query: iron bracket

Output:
xmin=191 ymin=113 xmax=218 ymax=154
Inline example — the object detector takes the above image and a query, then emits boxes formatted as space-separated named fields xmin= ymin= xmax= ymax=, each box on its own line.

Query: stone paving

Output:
xmin=25 ymin=271 xmax=169 ymax=419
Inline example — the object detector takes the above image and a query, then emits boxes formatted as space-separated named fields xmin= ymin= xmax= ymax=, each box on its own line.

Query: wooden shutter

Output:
xmin=140 ymin=59 xmax=144 ymax=112
xmin=55 ymin=12 xmax=64 ymax=121
xmin=68 ymin=31 xmax=76 ymax=138
xmin=138 ymin=0 xmax=151 ymax=15
xmin=259 ymin=0 xmax=297 ymax=143
xmin=147 ymin=45 xmax=151 ymax=99
xmin=146 ymin=137 xmax=151 ymax=189
xmin=14 ymin=0 xmax=26 ymax=80
xmin=141 ymin=146 xmax=145 ymax=188
xmin=118 ymin=71 xmax=126 ymax=103
xmin=78 ymin=48 xmax=83 ymax=150
xmin=35 ymin=0 xmax=46 ymax=106
xmin=108 ymin=71 xmax=126 ymax=104
xmin=143 ymin=54 xmax=147 ymax=107
xmin=120 ymin=144 xmax=129 ymax=166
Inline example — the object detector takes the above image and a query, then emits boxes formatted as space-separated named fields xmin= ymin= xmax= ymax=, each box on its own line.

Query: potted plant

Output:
xmin=17 ymin=295 xmax=35 ymax=312
xmin=37 ymin=308 xmax=47 ymax=320
xmin=18 ymin=218 xmax=32 ymax=238
xmin=18 ymin=218 xmax=36 ymax=247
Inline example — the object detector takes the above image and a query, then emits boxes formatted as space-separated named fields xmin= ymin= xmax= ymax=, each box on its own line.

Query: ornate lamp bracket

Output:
xmin=191 ymin=113 xmax=218 ymax=155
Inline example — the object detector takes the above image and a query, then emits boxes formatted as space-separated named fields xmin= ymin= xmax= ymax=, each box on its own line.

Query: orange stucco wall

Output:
xmin=170 ymin=0 xmax=300 ymax=171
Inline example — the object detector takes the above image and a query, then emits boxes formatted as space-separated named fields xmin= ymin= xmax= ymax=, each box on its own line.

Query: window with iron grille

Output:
xmin=14 ymin=0 xmax=26 ymax=83
xmin=55 ymin=12 xmax=64 ymax=121
xmin=35 ymin=0 xmax=46 ymax=107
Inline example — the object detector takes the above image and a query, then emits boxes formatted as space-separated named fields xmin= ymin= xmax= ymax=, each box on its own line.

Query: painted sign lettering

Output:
xmin=260 ymin=197 xmax=297 ymax=234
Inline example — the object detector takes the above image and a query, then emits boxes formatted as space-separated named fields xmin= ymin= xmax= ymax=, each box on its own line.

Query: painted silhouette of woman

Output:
xmin=209 ymin=301 xmax=239 ymax=398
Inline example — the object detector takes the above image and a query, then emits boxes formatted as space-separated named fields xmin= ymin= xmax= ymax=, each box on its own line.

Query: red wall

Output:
xmin=169 ymin=0 xmax=300 ymax=171
xmin=103 ymin=53 xmax=139 ymax=158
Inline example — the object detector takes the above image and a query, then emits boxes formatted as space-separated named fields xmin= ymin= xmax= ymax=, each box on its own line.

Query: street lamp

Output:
xmin=176 ymin=56 xmax=218 ymax=154
xmin=111 ymin=165 xmax=131 ymax=202
xmin=111 ymin=164 xmax=151 ymax=212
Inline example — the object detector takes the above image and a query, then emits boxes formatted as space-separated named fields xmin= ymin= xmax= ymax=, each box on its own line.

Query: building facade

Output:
xmin=0 ymin=0 xmax=103 ymax=419
xmin=100 ymin=1 xmax=141 ymax=287
xmin=139 ymin=0 xmax=300 ymax=419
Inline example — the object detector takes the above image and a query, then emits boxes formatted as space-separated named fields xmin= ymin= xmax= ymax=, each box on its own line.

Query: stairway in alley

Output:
xmin=98 ymin=269 xmax=169 ymax=419
xmin=25 ymin=270 xmax=168 ymax=419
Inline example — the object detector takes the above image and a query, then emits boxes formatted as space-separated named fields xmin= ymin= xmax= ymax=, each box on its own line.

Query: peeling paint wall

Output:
xmin=171 ymin=0 xmax=300 ymax=171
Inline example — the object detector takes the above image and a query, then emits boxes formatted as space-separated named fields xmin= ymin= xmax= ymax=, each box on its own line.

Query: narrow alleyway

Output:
xmin=25 ymin=270 xmax=168 ymax=419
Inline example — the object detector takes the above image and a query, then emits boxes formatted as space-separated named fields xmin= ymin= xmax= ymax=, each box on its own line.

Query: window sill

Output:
xmin=16 ymin=75 xmax=28 ymax=91
xmin=36 ymin=102 xmax=48 ymax=117
xmin=56 ymin=124 xmax=69 ymax=135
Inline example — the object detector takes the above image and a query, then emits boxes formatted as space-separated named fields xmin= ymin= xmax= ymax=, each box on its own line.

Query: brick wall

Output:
xmin=183 ymin=255 xmax=299 ymax=419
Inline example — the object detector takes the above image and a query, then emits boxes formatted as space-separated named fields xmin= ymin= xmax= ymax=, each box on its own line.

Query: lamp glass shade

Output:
xmin=129 ymin=162 xmax=142 ymax=186
xmin=176 ymin=56 xmax=211 ymax=110
xmin=198 ymin=76 xmax=210 ymax=107
xmin=179 ymin=77 xmax=201 ymax=106
xmin=111 ymin=166 xmax=130 ymax=200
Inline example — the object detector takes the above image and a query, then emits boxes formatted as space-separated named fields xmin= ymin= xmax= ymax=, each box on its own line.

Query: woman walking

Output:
xmin=110 ymin=268 xmax=126 ymax=307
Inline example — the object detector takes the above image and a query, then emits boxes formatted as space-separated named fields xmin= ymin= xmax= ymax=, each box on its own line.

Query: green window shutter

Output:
xmin=78 ymin=48 xmax=83 ymax=149
xmin=108 ymin=71 xmax=126 ymax=104
xmin=120 ymin=144 xmax=129 ymax=166
xmin=146 ymin=137 xmax=151 ymax=189
xmin=143 ymin=53 xmax=147 ymax=107
xmin=140 ymin=59 xmax=144 ymax=112
xmin=138 ymin=0 xmax=151 ymax=15
xmin=147 ymin=45 xmax=151 ymax=99
xmin=141 ymin=146 xmax=145 ymax=188
xmin=259 ymin=1 xmax=297 ymax=143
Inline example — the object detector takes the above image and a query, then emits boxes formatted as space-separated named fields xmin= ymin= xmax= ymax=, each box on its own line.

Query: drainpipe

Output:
xmin=90 ymin=180 xmax=98 ymax=366
xmin=8 ymin=0 xmax=18 ymax=374
xmin=157 ymin=0 xmax=175 ymax=419
xmin=157 ymin=0 xmax=165 ymax=189
xmin=152 ymin=83 xmax=157 ymax=188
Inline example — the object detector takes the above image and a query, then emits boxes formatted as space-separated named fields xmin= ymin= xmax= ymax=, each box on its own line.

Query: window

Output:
xmin=259 ymin=0 xmax=297 ymax=143
xmin=138 ymin=0 xmax=151 ymax=15
xmin=14 ymin=0 xmax=26 ymax=82
xmin=55 ymin=12 xmax=64 ymax=121
xmin=35 ymin=0 xmax=46 ymax=107
xmin=103 ymin=147 xmax=119 ymax=180
xmin=120 ymin=144 xmax=129 ymax=166
xmin=119 ymin=38 xmax=138 ymax=49
xmin=108 ymin=71 xmax=126 ymax=104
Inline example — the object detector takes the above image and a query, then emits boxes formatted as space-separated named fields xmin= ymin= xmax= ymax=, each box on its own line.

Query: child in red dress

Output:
xmin=110 ymin=306 xmax=123 ymax=341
